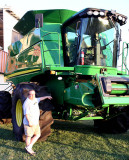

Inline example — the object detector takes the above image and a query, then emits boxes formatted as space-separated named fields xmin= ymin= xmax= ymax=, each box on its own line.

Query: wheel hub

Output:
xmin=16 ymin=99 xmax=23 ymax=127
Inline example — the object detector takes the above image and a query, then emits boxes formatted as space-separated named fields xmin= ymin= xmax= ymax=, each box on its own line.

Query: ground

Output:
xmin=0 ymin=120 xmax=129 ymax=160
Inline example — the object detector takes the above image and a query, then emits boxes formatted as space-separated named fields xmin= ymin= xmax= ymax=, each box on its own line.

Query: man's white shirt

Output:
xmin=23 ymin=97 xmax=40 ymax=126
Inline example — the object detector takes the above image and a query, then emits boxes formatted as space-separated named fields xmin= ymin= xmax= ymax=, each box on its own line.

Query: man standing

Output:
xmin=23 ymin=89 xmax=52 ymax=155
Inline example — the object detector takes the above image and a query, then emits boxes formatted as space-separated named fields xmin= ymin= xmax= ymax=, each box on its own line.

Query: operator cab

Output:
xmin=62 ymin=8 xmax=127 ymax=67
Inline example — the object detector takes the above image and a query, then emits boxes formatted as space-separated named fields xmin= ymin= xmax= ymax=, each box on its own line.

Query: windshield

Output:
xmin=63 ymin=17 xmax=120 ymax=67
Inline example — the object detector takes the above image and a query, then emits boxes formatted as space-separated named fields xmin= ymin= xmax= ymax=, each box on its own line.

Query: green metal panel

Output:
xmin=64 ymin=82 xmax=95 ymax=108
xmin=74 ymin=65 xmax=117 ymax=75
xmin=6 ymin=68 xmax=42 ymax=85
xmin=102 ymin=97 xmax=129 ymax=106
xmin=6 ymin=22 xmax=64 ymax=82
xmin=8 ymin=29 xmax=41 ymax=56
xmin=6 ymin=39 xmax=43 ymax=81
xmin=77 ymin=117 xmax=103 ymax=120
xmin=14 ymin=9 xmax=77 ymax=36
xmin=96 ymin=74 xmax=129 ymax=106
xmin=50 ymin=67 xmax=74 ymax=71
xmin=111 ymin=84 xmax=128 ymax=94
xmin=46 ymin=76 xmax=65 ymax=104
xmin=40 ymin=23 xmax=61 ymax=36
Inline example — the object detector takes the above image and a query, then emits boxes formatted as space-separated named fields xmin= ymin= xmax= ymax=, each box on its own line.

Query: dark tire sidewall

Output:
xmin=12 ymin=89 xmax=25 ymax=141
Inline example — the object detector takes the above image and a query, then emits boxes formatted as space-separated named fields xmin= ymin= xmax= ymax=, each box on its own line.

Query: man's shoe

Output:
xmin=25 ymin=147 xmax=36 ymax=155
xmin=30 ymin=149 xmax=36 ymax=155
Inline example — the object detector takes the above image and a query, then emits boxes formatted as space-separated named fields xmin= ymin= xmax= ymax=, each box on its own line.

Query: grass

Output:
xmin=0 ymin=120 xmax=129 ymax=160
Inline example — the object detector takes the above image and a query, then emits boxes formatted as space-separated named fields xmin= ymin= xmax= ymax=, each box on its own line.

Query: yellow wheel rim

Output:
xmin=16 ymin=99 xmax=23 ymax=127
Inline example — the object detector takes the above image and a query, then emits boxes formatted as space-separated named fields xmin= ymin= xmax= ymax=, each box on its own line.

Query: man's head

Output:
xmin=28 ymin=90 xmax=35 ymax=100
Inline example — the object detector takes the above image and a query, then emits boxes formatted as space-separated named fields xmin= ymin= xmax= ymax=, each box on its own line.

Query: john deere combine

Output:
xmin=5 ymin=8 xmax=129 ymax=141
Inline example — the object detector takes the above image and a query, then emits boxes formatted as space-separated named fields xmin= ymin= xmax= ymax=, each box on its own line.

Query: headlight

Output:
xmin=118 ymin=15 xmax=122 ymax=20
xmin=87 ymin=10 xmax=105 ymax=17
xmin=100 ymin=11 xmax=105 ymax=16
xmin=93 ymin=11 xmax=99 ymax=16
xmin=122 ymin=17 xmax=126 ymax=22
xmin=87 ymin=10 xmax=93 ymax=15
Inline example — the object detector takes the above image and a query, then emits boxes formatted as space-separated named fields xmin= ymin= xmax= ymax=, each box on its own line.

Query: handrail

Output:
xmin=122 ymin=42 xmax=129 ymax=74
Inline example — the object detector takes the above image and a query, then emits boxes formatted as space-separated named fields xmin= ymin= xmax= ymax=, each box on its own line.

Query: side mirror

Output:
xmin=35 ymin=14 xmax=43 ymax=28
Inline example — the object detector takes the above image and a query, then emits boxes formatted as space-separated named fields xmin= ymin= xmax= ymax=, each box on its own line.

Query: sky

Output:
xmin=1 ymin=0 xmax=129 ymax=42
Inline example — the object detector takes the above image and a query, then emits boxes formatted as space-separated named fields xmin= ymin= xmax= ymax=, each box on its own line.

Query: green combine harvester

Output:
xmin=3 ymin=8 xmax=129 ymax=141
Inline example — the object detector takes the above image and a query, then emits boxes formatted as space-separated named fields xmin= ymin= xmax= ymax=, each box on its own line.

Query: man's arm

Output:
xmin=39 ymin=96 xmax=52 ymax=101
xmin=26 ymin=114 xmax=33 ymax=127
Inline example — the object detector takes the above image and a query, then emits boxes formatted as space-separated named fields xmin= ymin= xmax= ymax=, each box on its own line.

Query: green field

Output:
xmin=0 ymin=120 xmax=129 ymax=160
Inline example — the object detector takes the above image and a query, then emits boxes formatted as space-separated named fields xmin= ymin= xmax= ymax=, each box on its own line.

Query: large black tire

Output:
xmin=39 ymin=110 xmax=54 ymax=141
xmin=0 ymin=91 xmax=12 ymax=120
xmin=94 ymin=112 xmax=129 ymax=133
xmin=12 ymin=84 xmax=27 ymax=141
xmin=38 ymin=99 xmax=54 ymax=141
xmin=12 ymin=82 xmax=54 ymax=141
